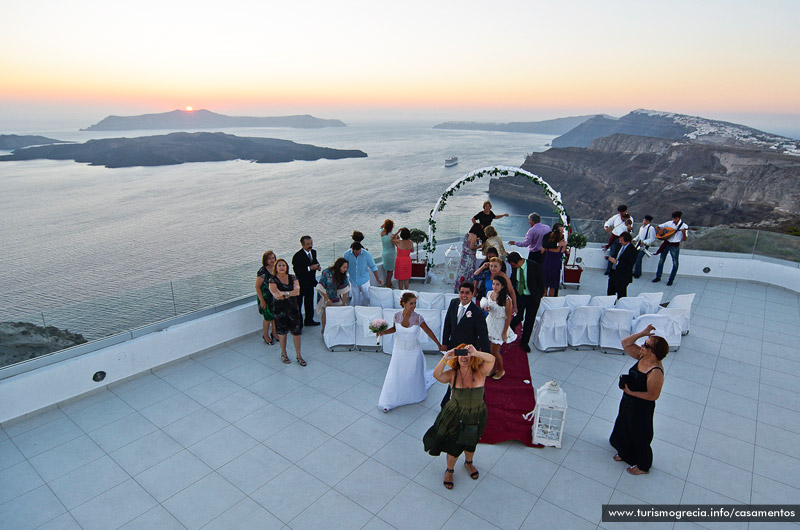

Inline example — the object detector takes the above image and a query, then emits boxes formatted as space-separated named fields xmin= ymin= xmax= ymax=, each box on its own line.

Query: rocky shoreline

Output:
xmin=0 ymin=322 xmax=87 ymax=368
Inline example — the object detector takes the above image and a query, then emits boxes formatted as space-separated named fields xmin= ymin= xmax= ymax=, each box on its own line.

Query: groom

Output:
xmin=439 ymin=281 xmax=490 ymax=405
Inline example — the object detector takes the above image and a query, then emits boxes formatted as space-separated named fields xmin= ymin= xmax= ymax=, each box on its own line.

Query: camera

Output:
xmin=618 ymin=375 xmax=629 ymax=390
xmin=455 ymin=348 xmax=469 ymax=356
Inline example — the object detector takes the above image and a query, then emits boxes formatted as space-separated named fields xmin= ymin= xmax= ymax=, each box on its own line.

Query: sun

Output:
xmin=185 ymin=106 xmax=193 ymax=111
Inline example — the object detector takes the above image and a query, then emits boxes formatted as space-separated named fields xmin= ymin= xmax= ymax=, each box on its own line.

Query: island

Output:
xmin=82 ymin=109 xmax=347 ymax=131
xmin=0 ymin=134 xmax=69 ymax=150
xmin=433 ymin=115 xmax=598 ymax=135
xmin=0 ymin=131 xmax=368 ymax=168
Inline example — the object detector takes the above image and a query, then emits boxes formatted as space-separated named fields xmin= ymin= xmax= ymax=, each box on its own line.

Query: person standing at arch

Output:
xmin=508 ymin=212 xmax=550 ymax=266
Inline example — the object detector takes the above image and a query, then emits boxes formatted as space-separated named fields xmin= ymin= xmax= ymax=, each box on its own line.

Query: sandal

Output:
xmin=464 ymin=460 xmax=479 ymax=480
xmin=280 ymin=354 xmax=291 ymax=364
xmin=626 ymin=465 xmax=649 ymax=475
xmin=296 ymin=357 xmax=307 ymax=367
xmin=443 ymin=468 xmax=454 ymax=490
xmin=263 ymin=335 xmax=274 ymax=346
xmin=613 ymin=454 xmax=623 ymax=462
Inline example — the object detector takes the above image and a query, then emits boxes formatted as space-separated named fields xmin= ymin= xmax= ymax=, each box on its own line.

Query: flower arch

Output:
xmin=425 ymin=166 xmax=569 ymax=265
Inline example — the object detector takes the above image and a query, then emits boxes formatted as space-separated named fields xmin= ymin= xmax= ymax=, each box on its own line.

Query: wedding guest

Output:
xmin=652 ymin=211 xmax=689 ymax=286
xmin=508 ymin=251 xmax=544 ymax=353
xmin=610 ymin=325 xmax=668 ymax=475
xmin=268 ymin=258 xmax=307 ymax=366
xmin=424 ymin=344 xmax=495 ymax=490
xmin=344 ymin=241 xmax=381 ymax=306
xmin=316 ymin=257 xmax=350 ymax=333
xmin=541 ymin=222 xmax=567 ymax=297
xmin=480 ymin=275 xmax=516 ymax=380
xmin=471 ymin=200 xmax=509 ymax=228
xmin=380 ymin=219 xmax=396 ymax=288
xmin=509 ymin=212 xmax=550 ymax=266
xmin=391 ymin=227 xmax=414 ymax=290
xmin=292 ymin=236 xmax=321 ymax=326
xmin=607 ymin=232 xmax=637 ymax=299
xmin=604 ymin=205 xmax=634 ymax=275
xmin=482 ymin=225 xmax=507 ymax=261
xmin=454 ymin=223 xmax=485 ymax=293
xmin=474 ymin=255 xmax=516 ymax=312
xmin=633 ymin=214 xmax=657 ymax=279
xmin=256 ymin=250 xmax=277 ymax=345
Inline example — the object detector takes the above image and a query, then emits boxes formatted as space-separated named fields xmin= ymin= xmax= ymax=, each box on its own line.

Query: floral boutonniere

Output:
xmin=465 ymin=311 xmax=472 ymax=318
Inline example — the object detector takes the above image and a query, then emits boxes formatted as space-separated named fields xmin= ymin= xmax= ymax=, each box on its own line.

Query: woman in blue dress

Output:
xmin=380 ymin=219 xmax=396 ymax=288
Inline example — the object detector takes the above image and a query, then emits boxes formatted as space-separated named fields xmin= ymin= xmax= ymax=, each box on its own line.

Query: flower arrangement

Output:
xmin=369 ymin=318 xmax=389 ymax=344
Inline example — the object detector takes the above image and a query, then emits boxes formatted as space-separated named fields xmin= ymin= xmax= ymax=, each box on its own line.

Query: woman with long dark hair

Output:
xmin=391 ymin=227 xmax=414 ymax=290
xmin=380 ymin=219 xmax=396 ymax=288
xmin=454 ymin=223 xmax=485 ymax=293
xmin=316 ymin=257 xmax=350 ymax=333
xmin=480 ymin=275 xmax=516 ymax=380
xmin=541 ymin=222 xmax=567 ymax=297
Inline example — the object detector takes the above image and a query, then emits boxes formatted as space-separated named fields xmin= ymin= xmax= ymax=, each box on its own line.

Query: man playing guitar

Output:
xmin=633 ymin=215 xmax=657 ymax=278
xmin=652 ymin=211 xmax=688 ymax=286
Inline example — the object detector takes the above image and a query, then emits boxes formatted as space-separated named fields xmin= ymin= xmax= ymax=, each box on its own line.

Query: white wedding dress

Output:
xmin=378 ymin=312 xmax=435 ymax=411
xmin=481 ymin=295 xmax=517 ymax=345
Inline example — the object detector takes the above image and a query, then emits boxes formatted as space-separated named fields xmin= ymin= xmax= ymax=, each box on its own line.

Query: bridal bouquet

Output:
xmin=369 ymin=318 xmax=389 ymax=345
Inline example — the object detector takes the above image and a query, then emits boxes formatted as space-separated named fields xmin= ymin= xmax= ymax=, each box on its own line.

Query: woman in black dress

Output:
xmin=609 ymin=324 xmax=668 ymax=475
xmin=256 ymin=250 xmax=277 ymax=345
xmin=268 ymin=258 xmax=307 ymax=366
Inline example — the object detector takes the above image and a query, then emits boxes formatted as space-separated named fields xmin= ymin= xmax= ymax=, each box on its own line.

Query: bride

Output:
xmin=376 ymin=292 xmax=442 ymax=412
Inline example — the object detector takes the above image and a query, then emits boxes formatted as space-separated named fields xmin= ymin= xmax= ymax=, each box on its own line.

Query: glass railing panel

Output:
xmin=681 ymin=227 xmax=758 ymax=254
xmin=753 ymin=230 xmax=800 ymax=263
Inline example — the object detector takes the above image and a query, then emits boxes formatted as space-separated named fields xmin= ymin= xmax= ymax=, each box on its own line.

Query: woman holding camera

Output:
xmin=423 ymin=344 xmax=495 ymax=490
xmin=610 ymin=325 xmax=668 ymax=475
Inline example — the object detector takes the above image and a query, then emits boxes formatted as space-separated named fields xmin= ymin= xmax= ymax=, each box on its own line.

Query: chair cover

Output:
xmin=354 ymin=306 xmax=384 ymax=350
xmin=369 ymin=287 xmax=394 ymax=309
xmin=381 ymin=308 xmax=398 ymax=354
xmin=615 ymin=296 xmax=647 ymax=318
xmin=664 ymin=293 xmax=695 ymax=335
xmin=418 ymin=292 xmax=445 ymax=310
xmin=443 ymin=293 xmax=459 ymax=309
xmin=564 ymin=294 xmax=591 ymax=316
xmin=532 ymin=306 xmax=570 ymax=352
xmin=536 ymin=296 xmax=567 ymax=320
xmin=393 ymin=289 xmax=419 ymax=309
xmin=638 ymin=292 xmax=664 ymax=315
xmin=567 ymin=305 xmax=603 ymax=349
xmin=600 ymin=308 xmax=634 ymax=354
xmin=658 ymin=307 xmax=691 ymax=337
xmin=323 ymin=306 xmax=356 ymax=351
xmin=633 ymin=313 xmax=681 ymax=351
xmin=589 ymin=295 xmax=617 ymax=309
xmin=416 ymin=308 xmax=442 ymax=352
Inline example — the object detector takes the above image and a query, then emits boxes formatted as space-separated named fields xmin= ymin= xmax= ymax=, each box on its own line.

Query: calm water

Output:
xmin=0 ymin=123 xmax=554 ymax=338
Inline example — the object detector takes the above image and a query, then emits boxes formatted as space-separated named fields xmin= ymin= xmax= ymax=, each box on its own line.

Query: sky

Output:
xmin=2 ymin=0 xmax=800 ymax=135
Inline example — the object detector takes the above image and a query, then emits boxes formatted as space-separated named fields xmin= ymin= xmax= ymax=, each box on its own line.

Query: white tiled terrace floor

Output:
xmin=2 ymin=269 xmax=800 ymax=530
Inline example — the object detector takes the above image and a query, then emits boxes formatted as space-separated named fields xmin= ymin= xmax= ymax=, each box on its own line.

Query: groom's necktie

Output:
xmin=457 ymin=305 xmax=466 ymax=323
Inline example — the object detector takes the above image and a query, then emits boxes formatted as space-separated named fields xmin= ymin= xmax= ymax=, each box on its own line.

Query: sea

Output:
xmin=0 ymin=122 xmax=555 ymax=339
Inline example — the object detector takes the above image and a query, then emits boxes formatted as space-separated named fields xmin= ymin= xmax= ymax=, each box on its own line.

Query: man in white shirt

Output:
xmin=652 ymin=211 xmax=689 ymax=286
xmin=603 ymin=205 xmax=633 ymax=275
xmin=633 ymin=215 xmax=657 ymax=278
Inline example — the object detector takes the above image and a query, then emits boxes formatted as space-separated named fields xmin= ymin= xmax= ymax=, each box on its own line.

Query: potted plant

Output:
xmin=563 ymin=232 xmax=587 ymax=287
xmin=408 ymin=228 xmax=428 ymax=278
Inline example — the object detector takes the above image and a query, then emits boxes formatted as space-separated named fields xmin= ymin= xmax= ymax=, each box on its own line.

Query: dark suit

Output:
xmin=440 ymin=299 xmax=490 ymax=406
xmin=292 ymin=248 xmax=319 ymax=323
xmin=509 ymin=259 xmax=545 ymax=349
xmin=607 ymin=243 xmax=637 ymax=299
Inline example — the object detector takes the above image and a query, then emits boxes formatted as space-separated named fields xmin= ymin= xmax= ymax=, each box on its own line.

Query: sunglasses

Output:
xmin=642 ymin=342 xmax=653 ymax=350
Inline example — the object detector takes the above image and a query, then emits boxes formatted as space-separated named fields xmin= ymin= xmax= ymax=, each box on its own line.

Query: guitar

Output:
xmin=655 ymin=223 xmax=694 ymax=241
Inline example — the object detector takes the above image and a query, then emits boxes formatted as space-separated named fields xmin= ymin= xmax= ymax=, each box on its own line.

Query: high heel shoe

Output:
xmin=262 ymin=335 xmax=274 ymax=346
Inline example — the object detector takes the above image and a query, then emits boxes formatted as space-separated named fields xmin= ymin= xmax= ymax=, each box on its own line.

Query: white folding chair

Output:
xmin=600 ymin=308 xmax=634 ymax=354
xmin=418 ymin=292 xmax=445 ymax=310
xmin=322 ymin=306 xmax=356 ymax=351
xmin=564 ymin=294 xmax=591 ymax=316
xmin=661 ymin=293 xmax=695 ymax=335
xmin=536 ymin=296 xmax=567 ymax=320
xmin=443 ymin=293 xmax=459 ymax=309
xmin=633 ymin=313 xmax=681 ymax=352
xmin=369 ymin=286 xmax=394 ymax=309
xmin=381 ymin=308 xmax=398 ymax=354
xmin=567 ymin=305 xmax=603 ymax=349
xmin=532 ymin=306 xmax=570 ymax=352
xmin=416 ymin=309 xmax=442 ymax=352
xmin=354 ymin=306 xmax=384 ymax=351
xmin=590 ymin=295 xmax=617 ymax=309
xmin=615 ymin=296 xmax=647 ymax=318
xmin=393 ymin=289 xmax=419 ymax=309
xmin=638 ymin=292 xmax=664 ymax=315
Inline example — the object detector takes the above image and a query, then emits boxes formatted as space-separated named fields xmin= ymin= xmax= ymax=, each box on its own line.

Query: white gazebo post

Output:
xmin=532 ymin=380 xmax=568 ymax=448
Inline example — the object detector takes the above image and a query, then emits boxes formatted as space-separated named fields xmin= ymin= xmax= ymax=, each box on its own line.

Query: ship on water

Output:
xmin=444 ymin=155 xmax=458 ymax=167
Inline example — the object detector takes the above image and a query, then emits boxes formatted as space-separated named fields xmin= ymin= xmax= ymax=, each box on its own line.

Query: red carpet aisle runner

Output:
xmin=480 ymin=327 xmax=543 ymax=447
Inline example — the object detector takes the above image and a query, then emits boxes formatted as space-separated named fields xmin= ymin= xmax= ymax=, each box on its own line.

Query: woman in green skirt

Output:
xmin=423 ymin=344 xmax=494 ymax=489
xmin=256 ymin=250 xmax=277 ymax=344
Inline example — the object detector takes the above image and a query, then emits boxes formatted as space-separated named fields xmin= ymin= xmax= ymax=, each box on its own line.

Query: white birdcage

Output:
xmin=532 ymin=380 xmax=568 ymax=448
xmin=444 ymin=244 xmax=460 ymax=284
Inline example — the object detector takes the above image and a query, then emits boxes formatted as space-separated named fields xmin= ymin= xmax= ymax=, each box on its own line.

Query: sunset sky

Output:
xmin=2 ymin=0 xmax=799 ymax=134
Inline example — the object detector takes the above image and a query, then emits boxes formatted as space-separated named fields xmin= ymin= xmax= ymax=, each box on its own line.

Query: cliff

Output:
xmin=0 ymin=322 xmax=87 ymax=368
xmin=433 ymin=115 xmax=597 ymax=135
xmin=0 ymin=134 xmax=68 ymax=150
xmin=82 ymin=109 xmax=347 ymax=131
xmin=0 ymin=132 xmax=368 ymax=168
xmin=488 ymin=134 xmax=800 ymax=228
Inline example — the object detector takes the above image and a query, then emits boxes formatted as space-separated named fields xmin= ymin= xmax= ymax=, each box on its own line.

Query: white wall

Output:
xmin=0 ymin=302 xmax=262 ymax=423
